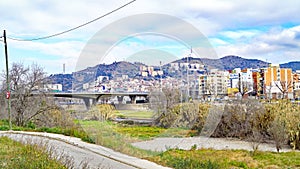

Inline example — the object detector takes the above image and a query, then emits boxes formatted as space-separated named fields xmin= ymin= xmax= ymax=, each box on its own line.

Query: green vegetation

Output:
xmin=79 ymin=120 xmax=196 ymax=140
xmin=155 ymin=100 xmax=300 ymax=151
xmin=79 ymin=120 xmax=156 ymax=158
xmin=0 ymin=136 xmax=67 ymax=169
xmin=0 ymin=119 xmax=95 ymax=144
xmin=116 ymin=110 xmax=154 ymax=119
xmin=1 ymin=99 xmax=300 ymax=168
xmin=147 ymin=148 xmax=300 ymax=169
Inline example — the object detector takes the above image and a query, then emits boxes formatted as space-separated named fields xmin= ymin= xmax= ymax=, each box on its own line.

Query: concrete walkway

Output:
xmin=0 ymin=131 xmax=170 ymax=169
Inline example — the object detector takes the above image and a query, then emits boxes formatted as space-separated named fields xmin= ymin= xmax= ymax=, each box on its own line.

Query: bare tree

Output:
xmin=237 ymin=80 xmax=253 ymax=97
xmin=150 ymin=86 xmax=180 ymax=116
xmin=206 ymin=82 xmax=216 ymax=100
xmin=200 ymin=81 xmax=216 ymax=101
xmin=265 ymin=82 xmax=273 ymax=101
xmin=274 ymin=81 xmax=293 ymax=99
xmin=2 ymin=63 xmax=57 ymax=126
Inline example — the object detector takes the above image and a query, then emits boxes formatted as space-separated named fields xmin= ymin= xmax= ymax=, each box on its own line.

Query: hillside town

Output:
xmin=47 ymin=58 xmax=300 ymax=101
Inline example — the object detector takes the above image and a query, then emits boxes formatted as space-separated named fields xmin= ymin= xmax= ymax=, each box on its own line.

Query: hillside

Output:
xmin=220 ymin=55 xmax=269 ymax=70
xmin=280 ymin=61 xmax=300 ymax=71
xmin=48 ymin=56 xmax=300 ymax=91
xmin=169 ymin=55 xmax=269 ymax=70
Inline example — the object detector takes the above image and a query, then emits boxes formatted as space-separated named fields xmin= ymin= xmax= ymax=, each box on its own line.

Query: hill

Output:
xmin=280 ymin=61 xmax=300 ymax=71
xmin=169 ymin=55 xmax=269 ymax=70
xmin=220 ymin=55 xmax=269 ymax=70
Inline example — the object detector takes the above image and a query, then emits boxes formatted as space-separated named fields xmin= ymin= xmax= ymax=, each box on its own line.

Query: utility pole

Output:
xmin=160 ymin=61 xmax=162 ymax=92
xmin=186 ymin=47 xmax=192 ymax=102
xmin=3 ymin=30 xmax=12 ymax=130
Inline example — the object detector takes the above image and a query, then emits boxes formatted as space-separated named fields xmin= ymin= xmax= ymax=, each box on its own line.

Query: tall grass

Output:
xmin=147 ymin=148 xmax=300 ymax=169
xmin=79 ymin=120 xmax=157 ymax=158
xmin=0 ymin=136 xmax=69 ymax=169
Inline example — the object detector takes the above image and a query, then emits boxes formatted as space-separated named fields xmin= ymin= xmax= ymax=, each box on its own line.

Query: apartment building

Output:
xmin=199 ymin=70 xmax=229 ymax=100
xmin=228 ymin=68 xmax=254 ymax=97
xmin=261 ymin=64 xmax=293 ymax=99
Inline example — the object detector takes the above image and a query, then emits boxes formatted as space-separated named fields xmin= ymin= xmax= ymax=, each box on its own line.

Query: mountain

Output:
xmin=169 ymin=55 xmax=269 ymax=70
xmin=220 ymin=55 xmax=269 ymax=70
xmin=280 ymin=61 xmax=300 ymax=71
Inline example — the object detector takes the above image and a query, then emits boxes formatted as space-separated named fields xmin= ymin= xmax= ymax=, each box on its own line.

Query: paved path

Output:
xmin=0 ymin=131 xmax=170 ymax=169
xmin=132 ymin=136 xmax=294 ymax=152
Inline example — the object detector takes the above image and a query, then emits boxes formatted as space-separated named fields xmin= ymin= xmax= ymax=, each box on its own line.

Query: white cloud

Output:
xmin=215 ymin=25 xmax=300 ymax=63
xmin=1 ymin=0 xmax=300 ymax=73
xmin=219 ymin=30 xmax=261 ymax=40
xmin=11 ymin=40 xmax=84 ymax=59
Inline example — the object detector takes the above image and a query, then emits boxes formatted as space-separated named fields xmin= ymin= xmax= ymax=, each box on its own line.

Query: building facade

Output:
xmin=261 ymin=64 xmax=293 ymax=99
xmin=199 ymin=71 xmax=229 ymax=100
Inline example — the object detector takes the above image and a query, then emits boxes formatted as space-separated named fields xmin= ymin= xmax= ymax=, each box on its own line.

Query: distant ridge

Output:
xmin=220 ymin=55 xmax=269 ymax=70
xmin=170 ymin=55 xmax=269 ymax=70
xmin=280 ymin=61 xmax=300 ymax=71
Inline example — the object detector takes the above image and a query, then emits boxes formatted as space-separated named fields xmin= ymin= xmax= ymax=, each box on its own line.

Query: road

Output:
xmin=0 ymin=131 xmax=170 ymax=169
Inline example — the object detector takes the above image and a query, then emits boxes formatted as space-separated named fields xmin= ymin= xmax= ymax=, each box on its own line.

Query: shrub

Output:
xmin=212 ymin=100 xmax=267 ymax=139
xmin=154 ymin=102 xmax=209 ymax=129
xmin=265 ymin=100 xmax=300 ymax=150
xmin=84 ymin=104 xmax=116 ymax=121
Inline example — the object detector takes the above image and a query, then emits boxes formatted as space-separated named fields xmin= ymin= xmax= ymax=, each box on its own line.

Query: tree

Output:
xmin=265 ymin=82 xmax=273 ymax=101
xmin=149 ymin=86 xmax=180 ymax=115
xmin=1 ymin=63 xmax=58 ymax=126
xmin=206 ymin=82 xmax=216 ymax=99
xmin=200 ymin=79 xmax=217 ymax=101
xmin=269 ymin=117 xmax=287 ymax=152
xmin=237 ymin=80 xmax=253 ymax=97
xmin=274 ymin=81 xmax=293 ymax=99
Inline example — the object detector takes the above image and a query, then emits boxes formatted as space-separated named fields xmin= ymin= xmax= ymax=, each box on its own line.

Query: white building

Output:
xmin=199 ymin=71 xmax=229 ymax=100
xmin=229 ymin=68 xmax=254 ymax=94
xmin=44 ymin=84 xmax=62 ymax=92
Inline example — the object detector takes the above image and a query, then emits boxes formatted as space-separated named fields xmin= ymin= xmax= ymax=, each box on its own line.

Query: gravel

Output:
xmin=132 ymin=136 xmax=295 ymax=152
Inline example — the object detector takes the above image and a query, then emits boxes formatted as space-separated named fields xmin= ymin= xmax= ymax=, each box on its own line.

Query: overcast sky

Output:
xmin=1 ymin=0 xmax=300 ymax=74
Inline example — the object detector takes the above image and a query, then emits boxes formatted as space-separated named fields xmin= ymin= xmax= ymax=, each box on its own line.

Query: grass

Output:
xmin=78 ymin=120 xmax=198 ymax=159
xmin=2 ymin=119 xmax=300 ymax=169
xmin=147 ymin=148 xmax=300 ymax=169
xmin=78 ymin=120 xmax=157 ymax=158
xmin=115 ymin=110 xmax=155 ymax=119
xmin=0 ymin=119 xmax=95 ymax=144
xmin=0 ymin=136 xmax=68 ymax=169
xmin=79 ymin=120 xmax=196 ymax=141
xmin=78 ymin=120 xmax=300 ymax=168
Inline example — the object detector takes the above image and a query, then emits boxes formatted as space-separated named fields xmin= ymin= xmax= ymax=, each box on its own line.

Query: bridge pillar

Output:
xmin=117 ymin=96 xmax=124 ymax=104
xmin=83 ymin=98 xmax=90 ymax=109
xmin=129 ymin=95 xmax=137 ymax=104
xmin=92 ymin=98 xmax=97 ymax=105
xmin=83 ymin=98 xmax=96 ymax=109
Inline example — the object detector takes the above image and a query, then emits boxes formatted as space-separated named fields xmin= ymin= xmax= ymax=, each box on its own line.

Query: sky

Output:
xmin=1 ymin=0 xmax=300 ymax=74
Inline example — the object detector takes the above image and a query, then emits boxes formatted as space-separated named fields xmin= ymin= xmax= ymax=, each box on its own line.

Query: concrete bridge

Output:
xmin=43 ymin=92 xmax=149 ymax=109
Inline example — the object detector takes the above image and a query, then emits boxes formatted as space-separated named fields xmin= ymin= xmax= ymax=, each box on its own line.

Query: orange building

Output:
xmin=262 ymin=64 xmax=293 ymax=99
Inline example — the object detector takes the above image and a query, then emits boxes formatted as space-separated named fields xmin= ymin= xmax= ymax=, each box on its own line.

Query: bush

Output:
xmin=212 ymin=100 xmax=267 ymax=139
xmin=84 ymin=104 xmax=116 ymax=121
xmin=265 ymin=100 xmax=300 ymax=150
xmin=154 ymin=102 xmax=209 ymax=129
